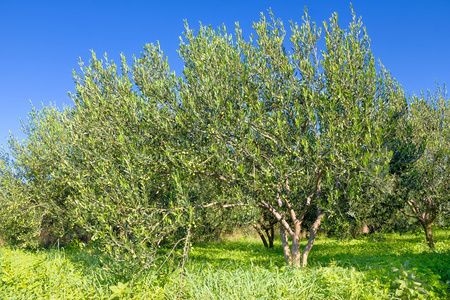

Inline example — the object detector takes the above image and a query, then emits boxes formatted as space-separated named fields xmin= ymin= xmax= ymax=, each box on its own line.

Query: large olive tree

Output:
xmin=64 ymin=50 xmax=197 ymax=274
xmin=0 ymin=8 xmax=407 ymax=270
xmin=163 ymin=9 xmax=404 ymax=267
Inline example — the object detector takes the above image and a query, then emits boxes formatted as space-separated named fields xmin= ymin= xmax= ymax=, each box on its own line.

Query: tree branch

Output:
xmin=194 ymin=202 xmax=248 ymax=209
xmin=407 ymin=199 xmax=421 ymax=218
xmin=298 ymin=169 xmax=324 ymax=224
xmin=401 ymin=209 xmax=419 ymax=220
xmin=258 ymin=200 xmax=295 ymax=237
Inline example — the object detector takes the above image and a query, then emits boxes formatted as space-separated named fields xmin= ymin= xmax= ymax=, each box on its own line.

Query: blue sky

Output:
xmin=0 ymin=0 xmax=449 ymax=149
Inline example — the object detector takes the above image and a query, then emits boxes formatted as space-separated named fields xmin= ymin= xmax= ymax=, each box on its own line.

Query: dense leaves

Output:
xmin=389 ymin=88 xmax=450 ymax=248
xmin=0 ymin=106 xmax=80 ymax=248
xmin=0 ymin=7 xmax=448 ymax=275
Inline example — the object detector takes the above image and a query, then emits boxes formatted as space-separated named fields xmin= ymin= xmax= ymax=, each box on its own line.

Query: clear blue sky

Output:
xmin=1 ymin=0 xmax=449 ymax=148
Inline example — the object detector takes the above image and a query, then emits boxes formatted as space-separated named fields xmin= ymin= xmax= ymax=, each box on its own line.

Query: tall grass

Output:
xmin=0 ymin=247 xmax=116 ymax=299
xmin=160 ymin=261 xmax=388 ymax=299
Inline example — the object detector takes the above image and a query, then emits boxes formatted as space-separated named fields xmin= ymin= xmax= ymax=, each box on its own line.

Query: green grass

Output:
xmin=1 ymin=229 xmax=449 ymax=299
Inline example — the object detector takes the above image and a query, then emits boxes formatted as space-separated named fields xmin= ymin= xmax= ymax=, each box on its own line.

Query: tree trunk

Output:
xmin=301 ymin=211 xmax=325 ymax=267
xmin=405 ymin=198 xmax=438 ymax=250
xmin=291 ymin=233 xmax=301 ymax=267
xmin=266 ymin=226 xmax=274 ymax=248
xmin=280 ymin=223 xmax=292 ymax=265
xmin=422 ymin=222 xmax=435 ymax=249
xmin=253 ymin=224 xmax=269 ymax=248
xmin=214 ymin=230 xmax=222 ymax=243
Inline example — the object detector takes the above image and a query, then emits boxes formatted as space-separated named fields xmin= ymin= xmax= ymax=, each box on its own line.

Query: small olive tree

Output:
xmin=0 ymin=105 xmax=79 ymax=248
xmin=390 ymin=88 xmax=449 ymax=249
xmin=64 ymin=50 xmax=197 ymax=274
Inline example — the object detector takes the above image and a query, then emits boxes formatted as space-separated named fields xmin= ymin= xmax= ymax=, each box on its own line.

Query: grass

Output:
xmin=0 ymin=229 xmax=449 ymax=299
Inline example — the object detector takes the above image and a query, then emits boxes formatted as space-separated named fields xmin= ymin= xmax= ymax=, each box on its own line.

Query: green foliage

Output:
xmin=0 ymin=105 xmax=81 ymax=248
xmin=391 ymin=261 xmax=429 ymax=299
xmin=0 ymin=5 xmax=448 ymax=278
xmin=109 ymin=281 xmax=133 ymax=299
xmin=0 ymin=247 xmax=98 ymax=299
xmin=387 ymin=87 xmax=450 ymax=248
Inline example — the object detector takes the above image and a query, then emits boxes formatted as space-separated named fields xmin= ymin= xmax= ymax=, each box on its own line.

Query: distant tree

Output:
xmin=0 ymin=105 xmax=79 ymax=248
xmin=251 ymin=209 xmax=278 ymax=248
xmin=390 ymin=88 xmax=449 ymax=249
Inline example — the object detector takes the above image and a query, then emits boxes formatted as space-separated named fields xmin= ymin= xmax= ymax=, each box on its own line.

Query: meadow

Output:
xmin=0 ymin=228 xmax=449 ymax=299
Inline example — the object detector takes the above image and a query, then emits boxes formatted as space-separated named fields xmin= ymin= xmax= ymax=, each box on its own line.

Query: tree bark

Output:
xmin=301 ymin=210 xmax=325 ymax=267
xmin=422 ymin=222 xmax=435 ymax=249
xmin=291 ymin=211 xmax=303 ymax=267
xmin=280 ymin=223 xmax=292 ymax=265
xmin=266 ymin=226 xmax=274 ymax=248
xmin=291 ymin=234 xmax=301 ymax=267
xmin=253 ymin=223 xmax=269 ymax=248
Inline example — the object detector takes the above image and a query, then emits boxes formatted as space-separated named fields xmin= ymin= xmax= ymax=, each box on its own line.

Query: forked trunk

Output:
xmin=301 ymin=210 xmax=325 ymax=267
xmin=270 ymin=170 xmax=324 ymax=267
xmin=405 ymin=198 xmax=438 ymax=250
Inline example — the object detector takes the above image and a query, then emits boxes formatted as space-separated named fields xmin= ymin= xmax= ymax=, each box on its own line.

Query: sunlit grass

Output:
xmin=0 ymin=228 xmax=449 ymax=299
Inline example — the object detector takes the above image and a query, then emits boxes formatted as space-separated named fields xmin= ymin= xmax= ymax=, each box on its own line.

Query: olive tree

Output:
xmin=0 ymin=8 xmax=407 ymax=271
xmin=0 ymin=105 xmax=79 ymax=247
xmin=390 ymin=88 xmax=449 ymax=249
xmin=65 ymin=50 xmax=197 ymax=274
xmin=165 ymin=9 xmax=404 ymax=267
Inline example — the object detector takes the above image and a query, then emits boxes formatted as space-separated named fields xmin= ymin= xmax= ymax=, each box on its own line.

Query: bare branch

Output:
xmin=194 ymin=202 xmax=220 ymax=209
xmin=198 ymin=155 xmax=215 ymax=167
xmin=258 ymin=200 xmax=295 ymax=237
xmin=401 ymin=209 xmax=419 ymax=220
xmin=407 ymin=199 xmax=421 ymax=217
xmin=276 ymin=184 xmax=284 ymax=208
xmin=222 ymin=203 xmax=248 ymax=208
xmin=194 ymin=202 xmax=248 ymax=209
xmin=261 ymin=153 xmax=276 ymax=170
